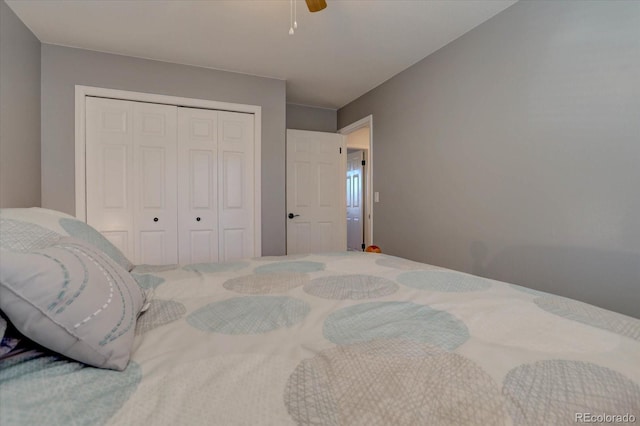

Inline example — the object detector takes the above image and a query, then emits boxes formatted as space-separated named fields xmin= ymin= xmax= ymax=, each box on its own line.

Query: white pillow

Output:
xmin=0 ymin=237 xmax=144 ymax=370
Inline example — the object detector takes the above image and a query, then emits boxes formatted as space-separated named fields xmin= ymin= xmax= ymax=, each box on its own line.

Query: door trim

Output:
xmin=75 ymin=85 xmax=262 ymax=256
xmin=338 ymin=115 xmax=373 ymax=247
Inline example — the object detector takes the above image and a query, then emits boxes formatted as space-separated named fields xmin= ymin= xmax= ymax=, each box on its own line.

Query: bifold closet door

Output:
xmin=86 ymin=97 xmax=178 ymax=265
xmin=177 ymin=107 xmax=219 ymax=264
xmin=86 ymin=97 xmax=135 ymax=258
xmin=133 ymin=102 xmax=178 ymax=265
xmin=218 ymin=111 xmax=255 ymax=262
xmin=177 ymin=109 xmax=255 ymax=263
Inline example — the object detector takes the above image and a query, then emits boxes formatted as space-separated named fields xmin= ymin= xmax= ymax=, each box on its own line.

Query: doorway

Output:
xmin=339 ymin=116 xmax=373 ymax=250
xmin=347 ymin=149 xmax=365 ymax=251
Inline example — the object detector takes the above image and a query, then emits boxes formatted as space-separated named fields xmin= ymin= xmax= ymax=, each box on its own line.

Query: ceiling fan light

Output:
xmin=305 ymin=0 xmax=327 ymax=13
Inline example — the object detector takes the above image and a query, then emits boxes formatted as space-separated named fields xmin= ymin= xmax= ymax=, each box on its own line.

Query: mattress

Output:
xmin=1 ymin=252 xmax=639 ymax=425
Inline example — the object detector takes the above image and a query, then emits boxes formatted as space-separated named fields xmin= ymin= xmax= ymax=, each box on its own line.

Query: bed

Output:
xmin=1 ymin=208 xmax=639 ymax=426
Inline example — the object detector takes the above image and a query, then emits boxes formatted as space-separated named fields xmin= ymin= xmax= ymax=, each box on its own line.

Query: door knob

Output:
xmin=288 ymin=213 xmax=300 ymax=219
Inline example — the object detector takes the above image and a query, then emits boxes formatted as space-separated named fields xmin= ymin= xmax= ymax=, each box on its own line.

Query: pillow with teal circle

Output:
xmin=0 ymin=237 xmax=145 ymax=370
xmin=0 ymin=208 xmax=133 ymax=271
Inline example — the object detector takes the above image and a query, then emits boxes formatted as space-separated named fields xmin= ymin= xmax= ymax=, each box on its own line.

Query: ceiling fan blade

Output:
xmin=305 ymin=0 xmax=327 ymax=13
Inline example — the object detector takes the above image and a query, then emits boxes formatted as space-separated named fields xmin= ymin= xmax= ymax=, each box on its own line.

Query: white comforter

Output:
xmin=2 ymin=252 xmax=639 ymax=425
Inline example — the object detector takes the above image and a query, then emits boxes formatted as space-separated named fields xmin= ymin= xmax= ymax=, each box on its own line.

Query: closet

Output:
xmin=84 ymin=96 xmax=255 ymax=265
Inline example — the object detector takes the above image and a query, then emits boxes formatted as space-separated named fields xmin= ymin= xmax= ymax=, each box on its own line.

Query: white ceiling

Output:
xmin=7 ymin=0 xmax=516 ymax=109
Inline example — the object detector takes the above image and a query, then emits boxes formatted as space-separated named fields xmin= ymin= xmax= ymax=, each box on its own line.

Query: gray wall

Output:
xmin=286 ymin=103 xmax=337 ymax=132
xmin=41 ymin=44 xmax=286 ymax=255
xmin=0 ymin=0 xmax=40 ymax=208
xmin=338 ymin=1 xmax=640 ymax=318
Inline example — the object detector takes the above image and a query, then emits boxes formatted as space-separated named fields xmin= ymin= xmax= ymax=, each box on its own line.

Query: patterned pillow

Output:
xmin=0 ymin=208 xmax=133 ymax=271
xmin=0 ymin=237 xmax=144 ymax=370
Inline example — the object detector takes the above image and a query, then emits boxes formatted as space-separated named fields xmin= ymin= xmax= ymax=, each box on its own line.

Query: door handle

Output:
xmin=288 ymin=213 xmax=300 ymax=219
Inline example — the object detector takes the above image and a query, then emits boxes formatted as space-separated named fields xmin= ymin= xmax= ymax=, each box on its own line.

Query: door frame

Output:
xmin=338 ymin=115 xmax=373 ymax=248
xmin=74 ymin=85 xmax=262 ymax=256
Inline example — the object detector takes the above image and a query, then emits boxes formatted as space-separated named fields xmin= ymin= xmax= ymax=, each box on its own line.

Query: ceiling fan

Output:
xmin=305 ymin=0 xmax=327 ymax=13
xmin=290 ymin=0 xmax=327 ymax=34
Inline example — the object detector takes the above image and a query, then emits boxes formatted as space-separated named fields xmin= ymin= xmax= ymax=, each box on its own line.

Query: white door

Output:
xmin=286 ymin=129 xmax=346 ymax=254
xmin=133 ymin=101 xmax=178 ymax=265
xmin=86 ymin=97 xmax=135 ymax=258
xmin=177 ymin=107 xmax=219 ymax=264
xmin=347 ymin=150 xmax=364 ymax=251
xmin=87 ymin=98 xmax=178 ymax=265
xmin=218 ymin=111 xmax=255 ymax=262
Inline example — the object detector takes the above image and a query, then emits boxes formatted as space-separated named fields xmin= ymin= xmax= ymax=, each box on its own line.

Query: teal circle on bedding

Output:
xmin=0 ymin=353 xmax=141 ymax=426
xmin=187 ymin=296 xmax=310 ymax=334
xmin=132 ymin=273 xmax=166 ymax=290
xmin=375 ymin=256 xmax=427 ymax=270
xmin=304 ymin=275 xmax=398 ymax=300
xmin=59 ymin=218 xmax=132 ymax=271
xmin=182 ymin=261 xmax=250 ymax=274
xmin=397 ymin=270 xmax=491 ymax=292
xmin=503 ymin=360 xmax=640 ymax=425
xmin=534 ymin=295 xmax=640 ymax=341
xmin=254 ymin=261 xmax=325 ymax=274
xmin=323 ymin=302 xmax=469 ymax=350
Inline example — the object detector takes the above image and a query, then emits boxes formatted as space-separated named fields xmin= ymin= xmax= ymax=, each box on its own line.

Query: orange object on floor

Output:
xmin=365 ymin=245 xmax=381 ymax=253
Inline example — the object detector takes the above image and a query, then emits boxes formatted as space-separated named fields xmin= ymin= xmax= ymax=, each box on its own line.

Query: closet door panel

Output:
xmin=191 ymin=151 xmax=213 ymax=208
xmin=139 ymin=231 xmax=166 ymax=265
xmin=223 ymin=229 xmax=245 ymax=261
xmin=218 ymin=111 xmax=254 ymax=262
xmin=85 ymin=97 xmax=135 ymax=259
xmin=222 ymin=151 xmax=244 ymax=209
xmin=177 ymin=108 xmax=219 ymax=265
xmin=133 ymin=102 xmax=178 ymax=265
xmin=189 ymin=230 xmax=215 ymax=263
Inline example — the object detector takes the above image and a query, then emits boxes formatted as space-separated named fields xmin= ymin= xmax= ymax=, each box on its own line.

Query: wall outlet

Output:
xmin=374 ymin=192 xmax=380 ymax=203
